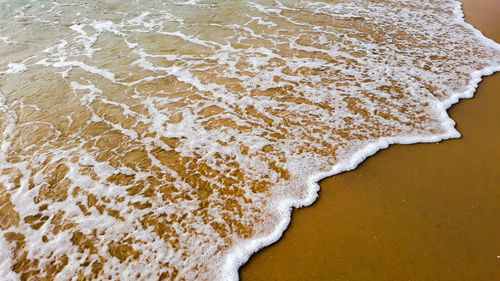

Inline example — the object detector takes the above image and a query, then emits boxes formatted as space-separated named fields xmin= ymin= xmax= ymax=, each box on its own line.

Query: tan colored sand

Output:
xmin=240 ymin=1 xmax=500 ymax=280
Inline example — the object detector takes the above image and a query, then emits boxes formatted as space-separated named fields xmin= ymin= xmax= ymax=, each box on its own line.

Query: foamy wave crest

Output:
xmin=0 ymin=0 xmax=499 ymax=280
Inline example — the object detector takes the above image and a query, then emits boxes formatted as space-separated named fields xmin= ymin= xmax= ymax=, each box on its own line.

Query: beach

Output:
xmin=0 ymin=0 xmax=499 ymax=280
xmin=240 ymin=0 xmax=500 ymax=280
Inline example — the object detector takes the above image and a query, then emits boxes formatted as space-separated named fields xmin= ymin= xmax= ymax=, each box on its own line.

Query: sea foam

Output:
xmin=0 ymin=0 xmax=499 ymax=280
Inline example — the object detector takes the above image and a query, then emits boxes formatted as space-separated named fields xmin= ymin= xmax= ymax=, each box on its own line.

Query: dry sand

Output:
xmin=240 ymin=0 xmax=500 ymax=280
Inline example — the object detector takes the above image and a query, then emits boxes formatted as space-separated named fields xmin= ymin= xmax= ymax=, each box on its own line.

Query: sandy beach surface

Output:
xmin=0 ymin=0 xmax=498 ymax=279
xmin=240 ymin=0 xmax=500 ymax=280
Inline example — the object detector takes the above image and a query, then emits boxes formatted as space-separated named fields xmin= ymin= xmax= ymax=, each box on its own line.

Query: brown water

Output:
xmin=240 ymin=0 xmax=500 ymax=280
xmin=0 ymin=0 xmax=499 ymax=280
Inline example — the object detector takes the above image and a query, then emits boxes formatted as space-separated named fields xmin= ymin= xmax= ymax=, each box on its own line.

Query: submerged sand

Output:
xmin=0 ymin=0 xmax=498 ymax=280
xmin=240 ymin=0 xmax=500 ymax=280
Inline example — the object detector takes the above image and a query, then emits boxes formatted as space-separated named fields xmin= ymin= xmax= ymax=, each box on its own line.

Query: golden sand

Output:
xmin=0 ymin=0 xmax=498 ymax=279
xmin=240 ymin=1 xmax=500 ymax=280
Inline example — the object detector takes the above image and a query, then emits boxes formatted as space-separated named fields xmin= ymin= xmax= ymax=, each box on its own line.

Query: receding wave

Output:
xmin=0 ymin=0 xmax=499 ymax=280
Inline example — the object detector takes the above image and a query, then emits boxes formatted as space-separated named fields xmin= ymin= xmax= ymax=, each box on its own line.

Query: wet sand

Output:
xmin=3 ymin=1 xmax=498 ymax=279
xmin=240 ymin=1 xmax=500 ymax=280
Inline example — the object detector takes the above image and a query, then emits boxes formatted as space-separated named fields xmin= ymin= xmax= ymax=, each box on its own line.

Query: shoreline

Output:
xmin=0 ymin=1 xmax=498 ymax=280
xmin=239 ymin=0 xmax=500 ymax=280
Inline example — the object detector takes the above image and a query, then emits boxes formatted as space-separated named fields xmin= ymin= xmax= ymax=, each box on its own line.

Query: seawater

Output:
xmin=0 ymin=0 xmax=499 ymax=280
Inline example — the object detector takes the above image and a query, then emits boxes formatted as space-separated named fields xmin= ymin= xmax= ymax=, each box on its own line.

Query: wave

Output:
xmin=0 ymin=0 xmax=499 ymax=280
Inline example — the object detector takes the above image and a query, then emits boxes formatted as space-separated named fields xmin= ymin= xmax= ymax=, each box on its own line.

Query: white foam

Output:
xmin=0 ymin=36 xmax=14 ymax=45
xmin=1 ymin=63 xmax=27 ymax=74
xmin=219 ymin=1 xmax=500 ymax=279
xmin=0 ymin=0 xmax=499 ymax=280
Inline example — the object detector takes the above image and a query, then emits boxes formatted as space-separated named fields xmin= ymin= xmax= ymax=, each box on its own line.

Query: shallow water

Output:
xmin=0 ymin=0 xmax=499 ymax=280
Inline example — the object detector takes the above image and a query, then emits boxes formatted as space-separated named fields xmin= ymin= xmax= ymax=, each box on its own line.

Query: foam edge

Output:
xmin=219 ymin=1 xmax=500 ymax=280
